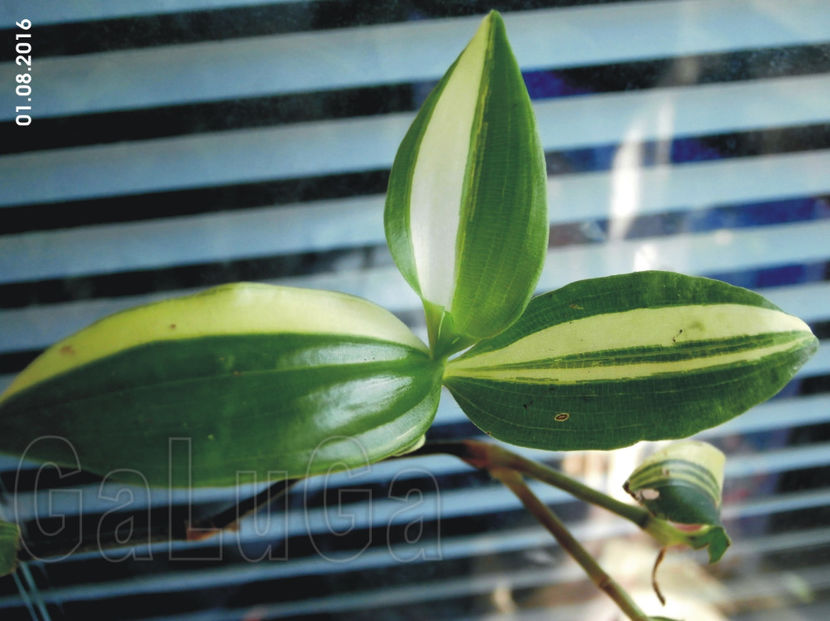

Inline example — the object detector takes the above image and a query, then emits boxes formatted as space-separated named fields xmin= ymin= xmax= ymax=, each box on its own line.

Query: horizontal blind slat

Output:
xmin=3 ymin=149 xmax=830 ymax=283
xmin=537 ymin=219 xmax=830 ymax=290
xmin=0 ymin=519 xmax=637 ymax=607
xmin=2 ymin=74 xmax=829 ymax=207
xmin=3 ymin=482 xmax=828 ymax=608
xmin=2 ymin=0 xmax=828 ymax=119
xmin=2 ymin=222 xmax=829 ymax=353
xmin=0 ymin=0 xmax=305 ymax=28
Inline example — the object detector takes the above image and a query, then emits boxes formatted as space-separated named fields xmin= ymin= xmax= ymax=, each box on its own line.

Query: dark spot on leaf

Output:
xmin=59 ymin=345 xmax=75 ymax=355
xmin=569 ymin=303 xmax=583 ymax=310
xmin=169 ymin=323 xmax=177 ymax=330
xmin=554 ymin=412 xmax=570 ymax=422
xmin=522 ymin=399 xmax=534 ymax=411
xmin=672 ymin=328 xmax=683 ymax=344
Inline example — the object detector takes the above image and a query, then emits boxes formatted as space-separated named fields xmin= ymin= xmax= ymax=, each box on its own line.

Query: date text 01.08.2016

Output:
xmin=15 ymin=18 xmax=33 ymax=127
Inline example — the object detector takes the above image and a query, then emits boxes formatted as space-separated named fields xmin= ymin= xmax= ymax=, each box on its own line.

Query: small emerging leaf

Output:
xmin=444 ymin=271 xmax=818 ymax=450
xmin=0 ymin=284 xmax=443 ymax=486
xmin=625 ymin=441 xmax=730 ymax=563
xmin=385 ymin=11 xmax=548 ymax=356
xmin=0 ymin=520 xmax=20 ymax=577
xmin=626 ymin=441 xmax=724 ymax=525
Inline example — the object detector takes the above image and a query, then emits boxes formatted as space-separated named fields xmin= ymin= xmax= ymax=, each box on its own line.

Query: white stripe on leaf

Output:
xmin=408 ymin=17 xmax=489 ymax=310
xmin=447 ymin=303 xmax=813 ymax=381
xmin=446 ymin=339 xmax=805 ymax=384
xmin=1 ymin=283 xmax=427 ymax=403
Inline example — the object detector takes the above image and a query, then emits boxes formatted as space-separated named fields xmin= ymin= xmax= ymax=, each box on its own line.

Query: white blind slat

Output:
xmin=538 ymin=219 xmax=830 ymax=290
xmin=2 ymin=74 xmax=829 ymax=207
xmin=0 ymin=0 xmax=305 ymax=28
xmin=0 ymin=222 xmax=827 ymax=359
xmin=4 ymin=482 xmax=829 ymax=610
xmin=2 ymin=220 xmax=829 ymax=353
xmin=4 ymin=149 xmax=829 ymax=283
xmin=1 ymin=0 xmax=828 ymax=119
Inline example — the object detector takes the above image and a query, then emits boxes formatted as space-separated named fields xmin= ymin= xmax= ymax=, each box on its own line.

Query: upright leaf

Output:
xmin=625 ymin=441 xmax=731 ymax=562
xmin=0 ymin=284 xmax=442 ymax=486
xmin=385 ymin=11 xmax=548 ymax=356
xmin=445 ymin=271 xmax=818 ymax=450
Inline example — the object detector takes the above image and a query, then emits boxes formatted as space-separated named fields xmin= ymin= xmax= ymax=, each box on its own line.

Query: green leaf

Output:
xmin=0 ymin=520 xmax=20 ymax=577
xmin=688 ymin=525 xmax=731 ymax=564
xmin=444 ymin=271 xmax=818 ymax=450
xmin=0 ymin=283 xmax=442 ymax=486
xmin=384 ymin=10 xmax=548 ymax=356
xmin=625 ymin=441 xmax=731 ymax=563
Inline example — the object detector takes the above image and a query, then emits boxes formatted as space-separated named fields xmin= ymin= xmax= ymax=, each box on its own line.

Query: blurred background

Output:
xmin=1 ymin=0 xmax=828 ymax=619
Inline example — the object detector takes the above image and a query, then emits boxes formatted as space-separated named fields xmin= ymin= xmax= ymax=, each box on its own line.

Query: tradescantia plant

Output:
xmin=0 ymin=11 xmax=818 ymax=619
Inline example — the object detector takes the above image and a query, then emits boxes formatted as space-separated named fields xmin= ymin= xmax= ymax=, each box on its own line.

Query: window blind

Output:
xmin=1 ymin=1 xmax=828 ymax=619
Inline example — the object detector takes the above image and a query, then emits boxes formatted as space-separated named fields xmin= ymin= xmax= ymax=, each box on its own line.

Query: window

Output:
xmin=1 ymin=1 xmax=828 ymax=618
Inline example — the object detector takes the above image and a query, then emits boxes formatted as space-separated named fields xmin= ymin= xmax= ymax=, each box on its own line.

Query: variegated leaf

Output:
xmin=444 ymin=271 xmax=818 ymax=451
xmin=625 ymin=441 xmax=730 ymax=562
xmin=385 ymin=11 xmax=548 ymax=356
xmin=0 ymin=284 xmax=442 ymax=486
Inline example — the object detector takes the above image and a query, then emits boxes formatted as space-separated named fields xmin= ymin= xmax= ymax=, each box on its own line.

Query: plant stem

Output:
xmin=16 ymin=478 xmax=296 ymax=562
xmin=408 ymin=439 xmax=689 ymax=547
xmin=186 ymin=478 xmax=297 ymax=541
xmin=491 ymin=467 xmax=651 ymax=621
